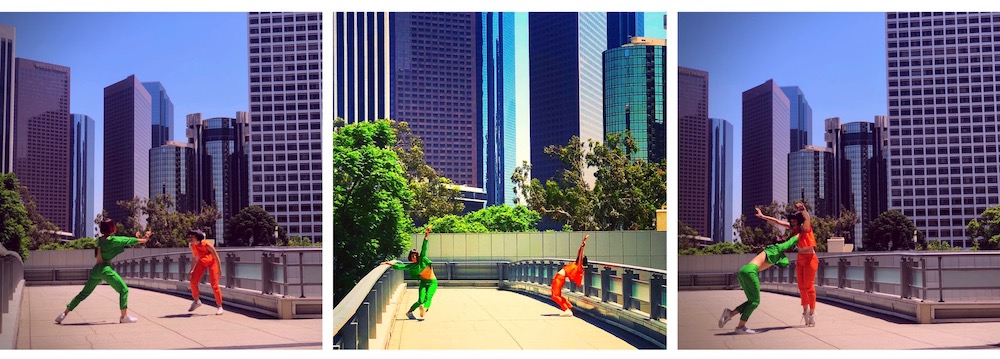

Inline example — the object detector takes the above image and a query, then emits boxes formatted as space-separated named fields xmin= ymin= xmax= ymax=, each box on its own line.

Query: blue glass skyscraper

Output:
xmin=478 ymin=12 xmax=516 ymax=206
xmin=334 ymin=12 xmax=390 ymax=124
xmin=781 ymin=86 xmax=812 ymax=152
xmin=529 ymin=12 xmax=606 ymax=184
xmin=71 ymin=113 xmax=95 ymax=238
xmin=710 ymin=118 xmax=734 ymax=243
xmin=607 ymin=12 xmax=644 ymax=49
xmin=143 ymin=81 xmax=174 ymax=147
xmin=603 ymin=37 xmax=665 ymax=163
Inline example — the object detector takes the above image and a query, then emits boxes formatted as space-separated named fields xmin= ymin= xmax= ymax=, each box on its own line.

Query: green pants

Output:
xmin=67 ymin=264 xmax=129 ymax=310
xmin=409 ymin=279 xmax=438 ymax=312
xmin=734 ymin=263 xmax=760 ymax=322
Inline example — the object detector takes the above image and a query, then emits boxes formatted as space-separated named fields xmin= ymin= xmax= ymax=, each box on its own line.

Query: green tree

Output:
xmin=0 ymin=173 xmax=32 ymax=259
xmin=225 ymin=205 xmax=286 ymax=246
xmin=334 ymin=119 xmax=414 ymax=306
xmin=112 ymin=195 xmax=220 ymax=248
xmin=678 ymin=220 xmax=700 ymax=252
xmin=512 ymin=132 xmax=666 ymax=231
xmin=421 ymin=214 xmax=488 ymax=233
xmin=702 ymin=242 xmax=751 ymax=255
xmin=391 ymin=120 xmax=463 ymax=223
xmin=966 ymin=206 xmax=1000 ymax=250
xmin=462 ymin=205 xmax=541 ymax=232
xmin=923 ymin=239 xmax=958 ymax=251
xmin=732 ymin=201 xmax=788 ymax=253
xmin=18 ymin=185 xmax=60 ymax=250
xmin=284 ymin=236 xmax=320 ymax=247
xmin=864 ymin=210 xmax=925 ymax=251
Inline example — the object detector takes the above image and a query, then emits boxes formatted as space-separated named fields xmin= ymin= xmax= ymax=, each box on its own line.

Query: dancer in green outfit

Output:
xmin=382 ymin=225 xmax=437 ymax=320
xmin=55 ymin=218 xmax=151 ymax=324
xmin=717 ymin=208 xmax=800 ymax=334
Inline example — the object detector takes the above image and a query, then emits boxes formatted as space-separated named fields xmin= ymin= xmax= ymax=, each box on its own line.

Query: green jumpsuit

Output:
xmin=734 ymin=235 xmax=799 ymax=321
xmin=391 ymin=237 xmax=438 ymax=312
xmin=66 ymin=236 xmax=139 ymax=310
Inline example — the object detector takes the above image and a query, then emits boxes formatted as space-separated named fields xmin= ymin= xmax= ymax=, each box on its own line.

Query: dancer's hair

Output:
xmin=98 ymin=218 xmax=117 ymax=236
xmin=188 ymin=229 xmax=206 ymax=241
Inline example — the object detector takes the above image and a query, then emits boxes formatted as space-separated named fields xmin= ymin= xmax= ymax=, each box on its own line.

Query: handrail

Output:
xmin=519 ymin=257 xmax=667 ymax=275
xmin=1 ymin=245 xmax=25 ymax=336
xmin=332 ymin=264 xmax=390 ymax=334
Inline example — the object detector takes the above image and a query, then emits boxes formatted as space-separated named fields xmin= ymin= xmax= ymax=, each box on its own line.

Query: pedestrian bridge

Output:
xmin=0 ymin=246 xmax=322 ymax=349
xmin=333 ymin=259 xmax=667 ymax=349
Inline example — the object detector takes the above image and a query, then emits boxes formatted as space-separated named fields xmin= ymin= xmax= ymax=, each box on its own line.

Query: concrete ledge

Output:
xmin=0 ymin=279 xmax=24 ymax=349
xmin=501 ymin=281 xmax=666 ymax=349
xmin=403 ymin=279 xmax=500 ymax=288
xmin=123 ymin=277 xmax=321 ymax=319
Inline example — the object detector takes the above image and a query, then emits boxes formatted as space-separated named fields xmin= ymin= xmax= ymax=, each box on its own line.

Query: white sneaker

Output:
xmin=216 ymin=307 xmax=224 ymax=316
xmin=807 ymin=313 xmax=816 ymax=327
xmin=55 ymin=312 xmax=66 ymax=324
xmin=188 ymin=300 xmax=202 ymax=312
xmin=801 ymin=313 xmax=808 ymax=325
xmin=718 ymin=308 xmax=733 ymax=328
xmin=119 ymin=316 xmax=139 ymax=324
xmin=559 ymin=309 xmax=573 ymax=317
xmin=734 ymin=326 xmax=757 ymax=335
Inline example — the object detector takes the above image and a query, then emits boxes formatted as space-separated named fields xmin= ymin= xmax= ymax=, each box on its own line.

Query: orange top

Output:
xmin=563 ymin=262 xmax=584 ymax=286
xmin=191 ymin=241 xmax=215 ymax=262
xmin=798 ymin=225 xmax=816 ymax=249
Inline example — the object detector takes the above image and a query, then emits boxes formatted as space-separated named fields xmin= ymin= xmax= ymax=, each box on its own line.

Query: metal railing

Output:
xmin=681 ymin=251 xmax=1000 ymax=303
xmin=506 ymin=258 xmax=667 ymax=321
xmin=111 ymin=247 xmax=322 ymax=298
xmin=332 ymin=264 xmax=403 ymax=349
xmin=1 ymin=246 xmax=24 ymax=335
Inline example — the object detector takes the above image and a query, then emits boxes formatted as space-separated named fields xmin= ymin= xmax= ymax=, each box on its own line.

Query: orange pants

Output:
xmin=796 ymin=254 xmax=818 ymax=309
xmin=191 ymin=259 xmax=222 ymax=307
xmin=551 ymin=273 xmax=572 ymax=311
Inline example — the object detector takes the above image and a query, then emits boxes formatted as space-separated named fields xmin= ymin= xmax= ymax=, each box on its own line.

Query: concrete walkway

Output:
xmin=680 ymin=290 xmax=1000 ymax=349
xmin=386 ymin=287 xmax=642 ymax=350
xmin=16 ymin=285 xmax=322 ymax=349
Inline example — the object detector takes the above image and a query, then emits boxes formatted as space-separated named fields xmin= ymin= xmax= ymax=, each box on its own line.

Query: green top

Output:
xmin=763 ymin=235 xmax=799 ymax=268
xmin=391 ymin=237 xmax=432 ymax=278
xmin=96 ymin=236 xmax=139 ymax=264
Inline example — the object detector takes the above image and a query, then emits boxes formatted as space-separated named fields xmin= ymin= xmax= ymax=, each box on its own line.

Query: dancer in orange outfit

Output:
xmin=187 ymin=229 xmax=224 ymax=315
xmin=551 ymin=234 xmax=588 ymax=316
xmin=756 ymin=203 xmax=818 ymax=326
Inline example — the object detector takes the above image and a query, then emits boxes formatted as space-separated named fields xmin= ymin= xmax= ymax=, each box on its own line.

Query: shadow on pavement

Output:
xmin=714 ymin=325 xmax=796 ymax=336
xmin=160 ymin=313 xmax=211 ymax=319
xmin=61 ymin=321 xmax=113 ymax=326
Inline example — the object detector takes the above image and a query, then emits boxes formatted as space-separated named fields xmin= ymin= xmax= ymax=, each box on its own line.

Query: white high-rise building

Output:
xmin=248 ymin=12 xmax=323 ymax=242
xmin=886 ymin=12 xmax=1000 ymax=247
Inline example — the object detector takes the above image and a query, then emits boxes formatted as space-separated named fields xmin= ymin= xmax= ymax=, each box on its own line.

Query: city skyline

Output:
xmin=679 ymin=12 xmax=886 ymax=231
xmin=0 ymin=13 xmax=248 ymax=232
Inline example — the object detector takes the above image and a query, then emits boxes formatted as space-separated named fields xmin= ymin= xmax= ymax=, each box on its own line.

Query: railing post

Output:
xmin=938 ymin=255 xmax=944 ymax=302
xmin=448 ymin=262 xmax=453 ymax=281
xmin=622 ymin=269 xmax=635 ymax=310
xmin=838 ymin=258 xmax=847 ymax=289
xmin=583 ymin=265 xmax=595 ymax=297
xmin=601 ymin=266 xmax=615 ymax=303
xmin=650 ymin=273 xmax=665 ymax=321
xmin=900 ymin=257 xmax=912 ymax=299
xmin=863 ymin=257 xmax=872 ymax=293
xmin=299 ymin=251 xmax=306 ymax=298
xmin=367 ymin=289 xmax=377 ymax=340
xmin=281 ymin=253 xmax=289 ymax=297
xmin=150 ymin=257 xmax=158 ymax=279
xmin=261 ymin=253 xmax=272 ymax=295
xmin=818 ymin=258 xmax=826 ymax=286
xmin=179 ymin=254 xmax=188 ymax=282
xmin=921 ymin=257 xmax=927 ymax=301
xmin=140 ymin=258 xmax=147 ymax=278
xmin=375 ymin=278 xmax=385 ymax=324
xmin=778 ymin=262 xmax=786 ymax=283
xmin=343 ymin=314 xmax=359 ymax=349
xmin=162 ymin=256 xmax=171 ymax=280
xmin=789 ymin=260 xmax=796 ymax=284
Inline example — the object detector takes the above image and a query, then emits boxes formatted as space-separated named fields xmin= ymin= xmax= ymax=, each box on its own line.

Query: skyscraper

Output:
xmin=390 ymin=12 xmax=479 ymax=187
xmin=187 ymin=113 xmax=250 ymax=242
xmin=607 ymin=12 xmax=644 ymax=49
xmin=604 ymin=37 xmax=666 ymax=164
xmin=248 ymin=12 xmax=323 ymax=242
xmin=0 ymin=25 xmax=12 ymax=174
xmin=529 ymin=12 xmax=606 ymax=184
xmin=71 ymin=113 xmax=95 ymax=238
xmin=334 ymin=12 xmax=390 ymax=124
xmin=710 ymin=118 xmax=734 ymax=243
xmin=884 ymin=12 xmax=1000 ymax=247
xmin=742 ymin=79 xmax=790 ymax=228
xmin=143 ymin=82 xmax=174 ymax=147
xmin=149 ymin=141 xmax=196 ymax=214
xmin=678 ymin=66 xmax=710 ymax=236
xmin=829 ymin=119 xmax=887 ymax=248
xmin=788 ymin=145 xmax=836 ymax=218
xmin=477 ymin=12 xmax=517 ymax=205
xmin=781 ymin=86 xmax=812 ymax=152
xmin=104 ymin=74 xmax=152 ymax=225
xmin=14 ymin=58 xmax=71 ymax=231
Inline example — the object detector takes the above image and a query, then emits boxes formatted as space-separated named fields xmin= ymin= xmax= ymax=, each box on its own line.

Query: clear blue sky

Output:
xmin=515 ymin=12 xmax=667 ymax=171
xmin=0 ymin=12 xmax=248 ymax=223
xmin=678 ymin=12 xmax=886 ymax=225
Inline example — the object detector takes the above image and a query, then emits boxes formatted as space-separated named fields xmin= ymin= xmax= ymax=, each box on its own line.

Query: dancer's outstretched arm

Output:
xmin=575 ymin=235 xmax=588 ymax=266
xmin=755 ymin=207 xmax=790 ymax=228
xmin=419 ymin=226 xmax=432 ymax=263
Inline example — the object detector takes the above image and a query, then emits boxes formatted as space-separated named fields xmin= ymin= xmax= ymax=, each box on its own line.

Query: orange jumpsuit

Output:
xmin=190 ymin=241 xmax=223 ymax=307
xmin=551 ymin=243 xmax=586 ymax=311
xmin=796 ymin=224 xmax=818 ymax=309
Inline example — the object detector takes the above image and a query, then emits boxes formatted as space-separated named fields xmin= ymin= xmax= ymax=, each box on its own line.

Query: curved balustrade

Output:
xmin=332 ymin=264 xmax=403 ymax=349
xmin=0 ymin=245 xmax=24 ymax=336
xmin=111 ymin=247 xmax=322 ymax=298
xmin=506 ymin=258 xmax=666 ymax=321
